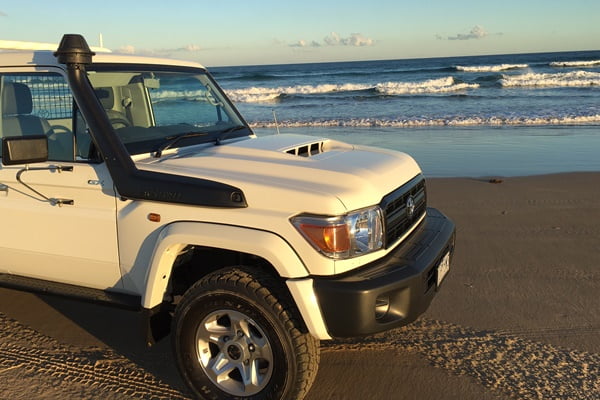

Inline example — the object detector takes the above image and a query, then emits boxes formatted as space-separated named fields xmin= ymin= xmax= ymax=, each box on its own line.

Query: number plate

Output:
xmin=436 ymin=252 xmax=450 ymax=288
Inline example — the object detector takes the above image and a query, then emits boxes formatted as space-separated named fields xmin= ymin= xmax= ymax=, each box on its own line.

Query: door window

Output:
xmin=0 ymin=73 xmax=75 ymax=161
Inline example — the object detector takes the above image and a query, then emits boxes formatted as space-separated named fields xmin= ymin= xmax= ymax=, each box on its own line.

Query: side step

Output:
xmin=0 ymin=273 xmax=141 ymax=311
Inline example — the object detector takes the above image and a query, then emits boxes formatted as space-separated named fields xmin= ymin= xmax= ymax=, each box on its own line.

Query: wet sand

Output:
xmin=1 ymin=172 xmax=599 ymax=399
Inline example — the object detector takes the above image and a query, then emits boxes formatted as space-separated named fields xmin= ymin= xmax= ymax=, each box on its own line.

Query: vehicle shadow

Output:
xmin=37 ymin=293 xmax=193 ymax=397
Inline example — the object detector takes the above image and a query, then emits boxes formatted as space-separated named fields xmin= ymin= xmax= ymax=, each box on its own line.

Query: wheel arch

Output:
xmin=142 ymin=221 xmax=309 ymax=310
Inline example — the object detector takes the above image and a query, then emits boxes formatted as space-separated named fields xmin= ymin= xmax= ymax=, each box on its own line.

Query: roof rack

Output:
xmin=0 ymin=39 xmax=111 ymax=53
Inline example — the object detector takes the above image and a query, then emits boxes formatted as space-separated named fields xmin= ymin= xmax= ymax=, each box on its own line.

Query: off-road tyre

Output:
xmin=172 ymin=266 xmax=320 ymax=400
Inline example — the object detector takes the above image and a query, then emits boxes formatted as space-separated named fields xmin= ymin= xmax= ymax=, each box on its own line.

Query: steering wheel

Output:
xmin=110 ymin=117 xmax=131 ymax=130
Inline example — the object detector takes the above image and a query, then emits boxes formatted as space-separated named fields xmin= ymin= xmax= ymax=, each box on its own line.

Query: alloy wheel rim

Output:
xmin=195 ymin=309 xmax=274 ymax=396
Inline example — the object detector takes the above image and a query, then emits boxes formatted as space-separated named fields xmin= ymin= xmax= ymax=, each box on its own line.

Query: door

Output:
xmin=0 ymin=70 xmax=122 ymax=290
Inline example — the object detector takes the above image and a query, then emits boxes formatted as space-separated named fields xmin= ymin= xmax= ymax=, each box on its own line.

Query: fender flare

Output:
xmin=142 ymin=222 xmax=309 ymax=309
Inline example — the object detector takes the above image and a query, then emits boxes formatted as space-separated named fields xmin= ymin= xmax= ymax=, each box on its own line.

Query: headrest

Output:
xmin=95 ymin=87 xmax=114 ymax=109
xmin=2 ymin=82 xmax=33 ymax=115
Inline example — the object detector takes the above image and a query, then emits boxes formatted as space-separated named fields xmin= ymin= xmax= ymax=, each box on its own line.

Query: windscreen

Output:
xmin=85 ymin=67 xmax=250 ymax=155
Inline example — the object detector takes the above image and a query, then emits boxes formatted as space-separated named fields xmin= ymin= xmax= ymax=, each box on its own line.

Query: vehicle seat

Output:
xmin=1 ymin=82 xmax=54 ymax=138
xmin=1 ymin=82 xmax=72 ymax=161
xmin=95 ymin=87 xmax=131 ymax=129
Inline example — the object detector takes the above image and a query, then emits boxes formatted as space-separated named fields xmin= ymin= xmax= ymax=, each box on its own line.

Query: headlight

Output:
xmin=291 ymin=206 xmax=383 ymax=259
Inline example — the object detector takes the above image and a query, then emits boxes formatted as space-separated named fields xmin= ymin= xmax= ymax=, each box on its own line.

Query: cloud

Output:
xmin=117 ymin=45 xmax=136 ymax=54
xmin=289 ymin=40 xmax=308 ymax=48
xmin=323 ymin=32 xmax=341 ymax=46
xmin=289 ymin=40 xmax=321 ymax=48
xmin=447 ymin=25 xmax=488 ymax=41
xmin=153 ymin=44 xmax=203 ymax=54
xmin=324 ymin=32 xmax=374 ymax=47
xmin=289 ymin=32 xmax=375 ymax=48
xmin=0 ymin=11 xmax=7 ymax=16
xmin=180 ymin=44 xmax=201 ymax=52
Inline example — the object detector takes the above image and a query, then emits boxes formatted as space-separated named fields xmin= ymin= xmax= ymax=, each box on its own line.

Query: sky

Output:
xmin=1 ymin=0 xmax=599 ymax=66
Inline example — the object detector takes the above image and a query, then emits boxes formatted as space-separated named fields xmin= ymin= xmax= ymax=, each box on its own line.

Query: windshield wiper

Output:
xmin=154 ymin=131 xmax=209 ymax=158
xmin=215 ymin=125 xmax=248 ymax=145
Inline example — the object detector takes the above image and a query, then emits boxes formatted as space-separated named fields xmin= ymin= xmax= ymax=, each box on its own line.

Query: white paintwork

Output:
xmin=114 ymin=133 xmax=423 ymax=308
xmin=132 ymin=134 xmax=422 ymax=276
xmin=0 ymin=39 xmax=111 ymax=53
xmin=286 ymin=278 xmax=332 ymax=340
xmin=140 ymin=134 xmax=421 ymax=213
xmin=0 ymin=161 xmax=121 ymax=289
xmin=139 ymin=222 xmax=309 ymax=308
xmin=0 ymin=49 xmax=426 ymax=338
xmin=0 ymin=49 xmax=204 ymax=70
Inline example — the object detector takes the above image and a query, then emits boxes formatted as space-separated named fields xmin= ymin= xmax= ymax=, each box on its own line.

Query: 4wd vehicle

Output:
xmin=0 ymin=35 xmax=455 ymax=400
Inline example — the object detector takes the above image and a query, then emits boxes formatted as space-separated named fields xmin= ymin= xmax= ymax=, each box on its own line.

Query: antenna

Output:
xmin=272 ymin=109 xmax=281 ymax=135
xmin=99 ymin=33 xmax=104 ymax=48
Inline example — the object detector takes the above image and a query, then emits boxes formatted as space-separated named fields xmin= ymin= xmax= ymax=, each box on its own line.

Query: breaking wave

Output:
xmin=375 ymin=77 xmax=478 ymax=95
xmin=147 ymin=69 xmax=600 ymax=107
xmin=151 ymin=89 xmax=208 ymax=101
xmin=225 ymin=77 xmax=478 ymax=103
xmin=549 ymin=60 xmax=600 ymax=68
xmin=225 ymin=83 xmax=370 ymax=103
xmin=249 ymin=114 xmax=600 ymax=129
xmin=456 ymin=64 xmax=528 ymax=72
xmin=501 ymin=70 xmax=600 ymax=88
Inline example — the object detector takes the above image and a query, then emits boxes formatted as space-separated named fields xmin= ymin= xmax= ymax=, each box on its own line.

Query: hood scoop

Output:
xmin=285 ymin=141 xmax=325 ymax=157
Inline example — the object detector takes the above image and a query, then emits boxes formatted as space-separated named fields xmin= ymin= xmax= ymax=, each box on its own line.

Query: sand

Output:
xmin=1 ymin=172 xmax=599 ymax=400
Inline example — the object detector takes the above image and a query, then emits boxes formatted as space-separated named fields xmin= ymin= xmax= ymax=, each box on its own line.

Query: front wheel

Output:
xmin=172 ymin=267 xmax=319 ymax=400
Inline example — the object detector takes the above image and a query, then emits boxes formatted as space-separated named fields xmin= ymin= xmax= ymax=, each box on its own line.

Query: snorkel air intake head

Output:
xmin=54 ymin=34 xmax=95 ymax=65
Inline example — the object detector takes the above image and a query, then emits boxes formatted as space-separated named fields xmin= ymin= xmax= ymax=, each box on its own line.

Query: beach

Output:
xmin=2 ymin=8 xmax=599 ymax=400
xmin=255 ymin=125 xmax=600 ymax=178
xmin=1 ymin=171 xmax=598 ymax=400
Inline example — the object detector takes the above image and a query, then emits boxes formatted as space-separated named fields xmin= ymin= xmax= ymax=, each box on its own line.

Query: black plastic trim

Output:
xmin=312 ymin=208 xmax=455 ymax=338
xmin=142 ymin=303 xmax=173 ymax=346
xmin=381 ymin=174 xmax=427 ymax=248
xmin=1 ymin=135 xmax=48 ymax=165
xmin=0 ymin=273 xmax=141 ymax=310
xmin=55 ymin=34 xmax=247 ymax=208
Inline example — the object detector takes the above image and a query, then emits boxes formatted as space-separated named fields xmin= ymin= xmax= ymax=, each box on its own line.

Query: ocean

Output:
xmin=210 ymin=51 xmax=600 ymax=177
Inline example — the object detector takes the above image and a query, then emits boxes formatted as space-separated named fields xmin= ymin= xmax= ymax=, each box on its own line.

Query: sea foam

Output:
xmin=151 ymin=89 xmax=208 ymax=101
xmin=225 ymin=77 xmax=478 ymax=103
xmin=549 ymin=60 xmax=600 ymax=68
xmin=375 ymin=77 xmax=478 ymax=95
xmin=225 ymin=83 xmax=371 ymax=103
xmin=456 ymin=64 xmax=528 ymax=72
xmin=501 ymin=70 xmax=600 ymax=88
xmin=250 ymin=114 xmax=600 ymax=129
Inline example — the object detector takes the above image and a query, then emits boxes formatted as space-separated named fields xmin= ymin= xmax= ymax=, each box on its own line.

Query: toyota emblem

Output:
xmin=406 ymin=196 xmax=415 ymax=220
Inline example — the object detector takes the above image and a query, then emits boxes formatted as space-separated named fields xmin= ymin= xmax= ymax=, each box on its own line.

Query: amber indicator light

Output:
xmin=148 ymin=213 xmax=161 ymax=222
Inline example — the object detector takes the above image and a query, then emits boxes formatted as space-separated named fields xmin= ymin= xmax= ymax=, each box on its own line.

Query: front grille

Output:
xmin=381 ymin=175 xmax=427 ymax=248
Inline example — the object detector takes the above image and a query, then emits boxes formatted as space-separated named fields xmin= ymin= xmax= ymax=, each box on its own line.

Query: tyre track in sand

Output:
xmin=0 ymin=313 xmax=190 ymax=400
xmin=325 ymin=318 xmax=600 ymax=400
xmin=2 ymin=311 xmax=599 ymax=399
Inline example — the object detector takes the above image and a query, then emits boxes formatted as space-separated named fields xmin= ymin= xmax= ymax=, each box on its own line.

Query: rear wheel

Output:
xmin=172 ymin=267 xmax=319 ymax=400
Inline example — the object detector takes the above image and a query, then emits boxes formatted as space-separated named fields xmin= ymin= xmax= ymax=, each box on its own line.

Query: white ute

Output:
xmin=0 ymin=34 xmax=455 ymax=400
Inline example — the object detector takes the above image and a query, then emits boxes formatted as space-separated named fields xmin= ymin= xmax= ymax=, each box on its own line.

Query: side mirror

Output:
xmin=1 ymin=135 xmax=48 ymax=165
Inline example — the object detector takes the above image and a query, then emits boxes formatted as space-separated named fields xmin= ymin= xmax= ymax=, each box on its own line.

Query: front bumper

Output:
xmin=313 ymin=207 xmax=455 ymax=338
